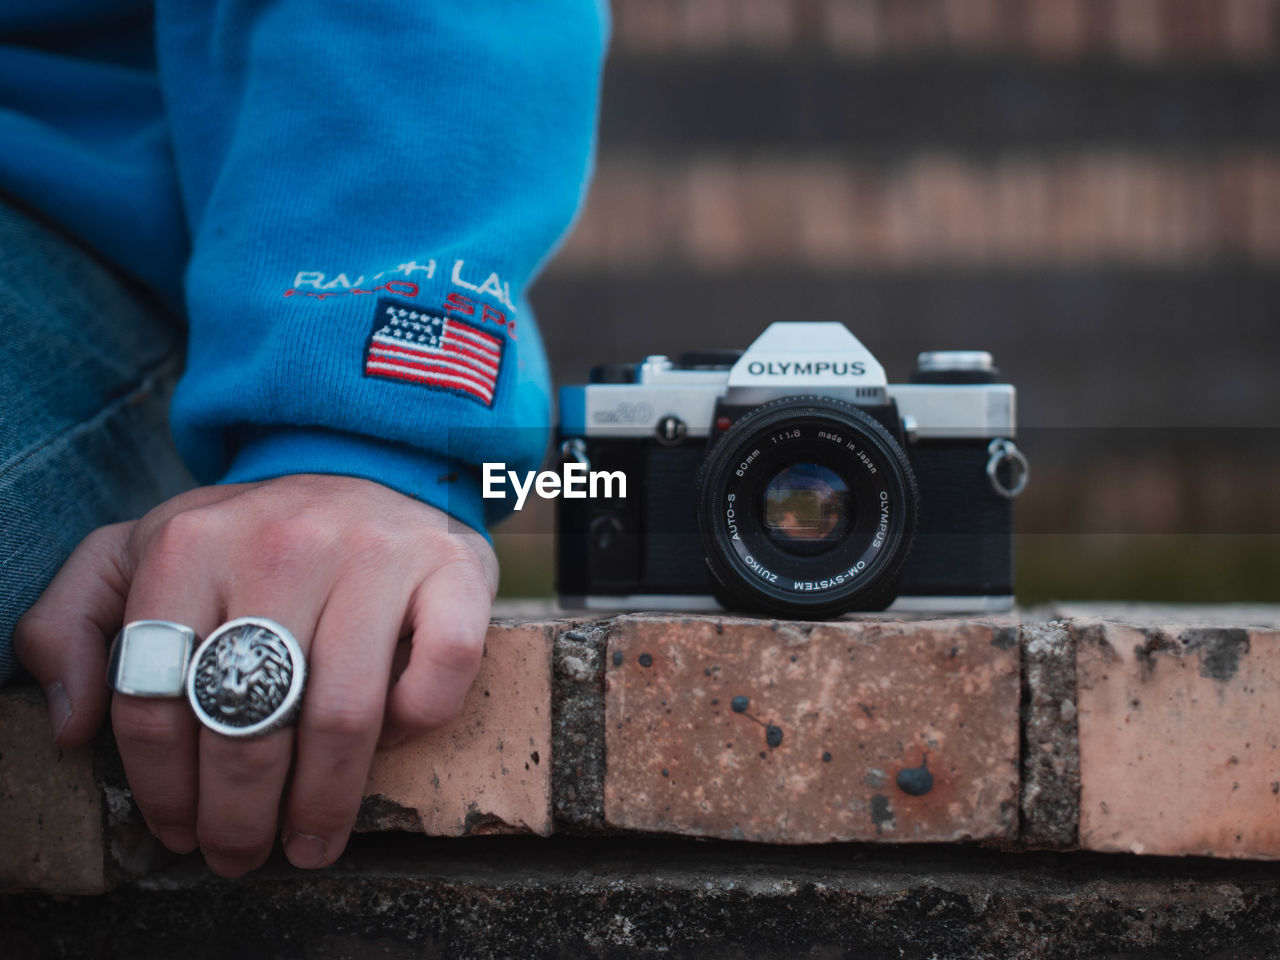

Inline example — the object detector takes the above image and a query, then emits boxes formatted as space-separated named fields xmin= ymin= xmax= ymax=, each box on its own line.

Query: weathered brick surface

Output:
xmin=0 ymin=686 xmax=104 ymax=894
xmin=359 ymin=622 xmax=556 ymax=837
xmin=551 ymin=622 xmax=609 ymax=830
xmin=603 ymin=614 xmax=1020 ymax=843
xmin=1019 ymin=621 xmax=1080 ymax=848
xmin=1075 ymin=616 xmax=1280 ymax=858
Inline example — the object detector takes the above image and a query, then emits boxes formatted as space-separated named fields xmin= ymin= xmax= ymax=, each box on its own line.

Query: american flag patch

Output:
xmin=364 ymin=299 xmax=503 ymax=406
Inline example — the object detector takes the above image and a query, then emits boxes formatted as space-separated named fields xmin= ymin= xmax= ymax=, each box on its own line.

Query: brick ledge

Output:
xmin=2 ymin=604 xmax=1278 ymax=894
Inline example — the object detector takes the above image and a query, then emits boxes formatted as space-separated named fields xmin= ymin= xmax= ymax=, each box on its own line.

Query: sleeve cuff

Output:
xmin=220 ymin=425 xmax=487 ymax=538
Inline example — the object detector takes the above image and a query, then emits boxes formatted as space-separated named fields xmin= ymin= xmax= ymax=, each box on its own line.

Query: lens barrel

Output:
xmin=696 ymin=396 xmax=919 ymax=617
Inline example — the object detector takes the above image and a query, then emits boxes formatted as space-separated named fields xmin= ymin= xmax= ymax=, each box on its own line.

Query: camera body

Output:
xmin=556 ymin=322 xmax=1024 ymax=617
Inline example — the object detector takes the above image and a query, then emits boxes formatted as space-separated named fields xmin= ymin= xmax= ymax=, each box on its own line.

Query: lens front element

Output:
xmin=763 ymin=462 xmax=852 ymax=555
xmin=697 ymin=397 xmax=919 ymax=617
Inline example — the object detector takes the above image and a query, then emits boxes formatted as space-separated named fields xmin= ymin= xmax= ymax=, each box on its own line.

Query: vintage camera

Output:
xmin=556 ymin=322 xmax=1027 ymax=617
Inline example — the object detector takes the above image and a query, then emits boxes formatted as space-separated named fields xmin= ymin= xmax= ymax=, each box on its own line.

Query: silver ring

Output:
xmin=107 ymin=621 xmax=197 ymax=698
xmin=185 ymin=617 xmax=306 ymax=738
xmin=986 ymin=437 xmax=1030 ymax=499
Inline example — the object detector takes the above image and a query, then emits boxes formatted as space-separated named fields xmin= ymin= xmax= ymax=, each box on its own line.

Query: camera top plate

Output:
xmin=559 ymin=321 xmax=1016 ymax=441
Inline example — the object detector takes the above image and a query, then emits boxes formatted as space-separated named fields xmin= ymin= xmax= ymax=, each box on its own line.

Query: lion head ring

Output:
xmin=108 ymin=617 xmax=306 ymax=738
xmin=185 ymin=617 xmax=307 ymax=738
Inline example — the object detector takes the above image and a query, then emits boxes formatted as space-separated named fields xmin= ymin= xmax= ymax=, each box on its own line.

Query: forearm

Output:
xmin=157 ymin=0 xmax=609 ymax=530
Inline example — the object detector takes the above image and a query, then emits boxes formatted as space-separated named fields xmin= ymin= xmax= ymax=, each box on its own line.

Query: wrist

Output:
xmin=220 ymin=425 xmax=487 ymax=538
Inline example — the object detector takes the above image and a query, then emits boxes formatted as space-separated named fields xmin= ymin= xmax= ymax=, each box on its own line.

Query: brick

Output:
xmin=882 ymin=0 xmax=945 ymax=51
xmin=824 ymin=0 xmax=882 ymax=54
xmin=1074 ymin=617 xmax=1280 ymax=858
xmin=359 ymin=622 xmax=555 ymax=837
xmin=990 ymin=159 xmax=1051 ymax=262
xmin=611 ymin=0 xmax=680 ymax=53
xmin=676 ymin=0 xmax=733 ymax=51
xmin=794 ymin=165 xmax=858 ymax=265
xmin=607 ymin=0 xmax=1273 ymax=60
xmin=603 ymin=615 xmax=1020 ymax=844
xmin=0 ymin=685 xmax=104 ymax=894
xmin=684 ymin=160 xmax=745 ymax=267
xmin=1164 ymin=0 xmax=1224 ymax=58
xmin=1222 ymin=0 xmax=1275 ymax=60
xmin=1244 ymin=153 xmax=1280 ymax=262
xmin=941 ymin=0 xmax=1005 ymax=51
xmin=1109 ymin=0 xmax=1166 ymax=60
xmin=738 ymin=0 xmax=795 ymax=50
xmin=1026 ymin=0 xmax=1087 ymax=59
xmin=909 ymin=157 xmax=992 ymax=262
xmin=740 ymin=163 xmax=807 ymax=262
xmin=557 ymin=155 xmax=1279 ymax=273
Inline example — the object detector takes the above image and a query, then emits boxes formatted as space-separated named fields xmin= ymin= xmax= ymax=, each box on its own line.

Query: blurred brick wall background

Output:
xmin=503 ymin=0 xmax=1280 ymax=603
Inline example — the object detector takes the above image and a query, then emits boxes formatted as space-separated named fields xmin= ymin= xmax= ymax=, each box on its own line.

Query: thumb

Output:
xmin=13 ymin=523 xmax=132 ymax=748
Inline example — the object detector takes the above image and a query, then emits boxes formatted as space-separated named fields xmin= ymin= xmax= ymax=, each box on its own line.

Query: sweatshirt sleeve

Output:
xmin=154 ymin=1 xmax=608 ymax=534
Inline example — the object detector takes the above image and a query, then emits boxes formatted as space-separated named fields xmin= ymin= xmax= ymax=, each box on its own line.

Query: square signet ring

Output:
xmin=107 ymin=620 xmax=198 ymax=698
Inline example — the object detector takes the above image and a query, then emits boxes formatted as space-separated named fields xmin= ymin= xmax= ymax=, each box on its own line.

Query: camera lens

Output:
xmin=762 ymin=462 xmax=851 ymax=556
xmin=697 ymin=396 xmax=919 ymax=617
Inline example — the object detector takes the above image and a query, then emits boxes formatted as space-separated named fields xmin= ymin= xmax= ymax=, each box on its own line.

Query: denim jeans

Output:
xmin=0 ymin=196 xmax=193 ymax=684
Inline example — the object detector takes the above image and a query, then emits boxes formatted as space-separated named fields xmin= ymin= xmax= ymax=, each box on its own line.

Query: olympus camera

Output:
xmin=556 ymin=322 xmax=1027 ymax=617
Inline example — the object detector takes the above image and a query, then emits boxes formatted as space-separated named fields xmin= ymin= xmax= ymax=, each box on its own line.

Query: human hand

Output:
xmin=14 ymin=474 xmax=497 ymax=876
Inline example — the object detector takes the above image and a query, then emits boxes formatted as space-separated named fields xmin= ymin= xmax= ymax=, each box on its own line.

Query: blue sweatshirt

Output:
xmin=0 ymin=1 xmax=607 ymax=534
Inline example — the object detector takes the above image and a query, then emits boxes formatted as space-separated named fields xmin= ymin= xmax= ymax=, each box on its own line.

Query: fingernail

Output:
xmin=285 ymin=831 xmax=328 ymax=869
xmin=46 ymin=681 xmax=71 ymax=742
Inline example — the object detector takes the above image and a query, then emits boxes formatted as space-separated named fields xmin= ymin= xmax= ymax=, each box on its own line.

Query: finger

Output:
xmin=196 ymin=530 xmax=338 ymax=879
xmin=14 ymin=524 xmax=132 ymax=748
xmin=197 ymin=724 xmax=295 ymax=878
xmin=113 ymin=512 xmax=224 ymax=855
xmin=282 ymin=573 xmax=406 ymax=869
xmin=382 ymin=559 xmax=492 ymax=744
